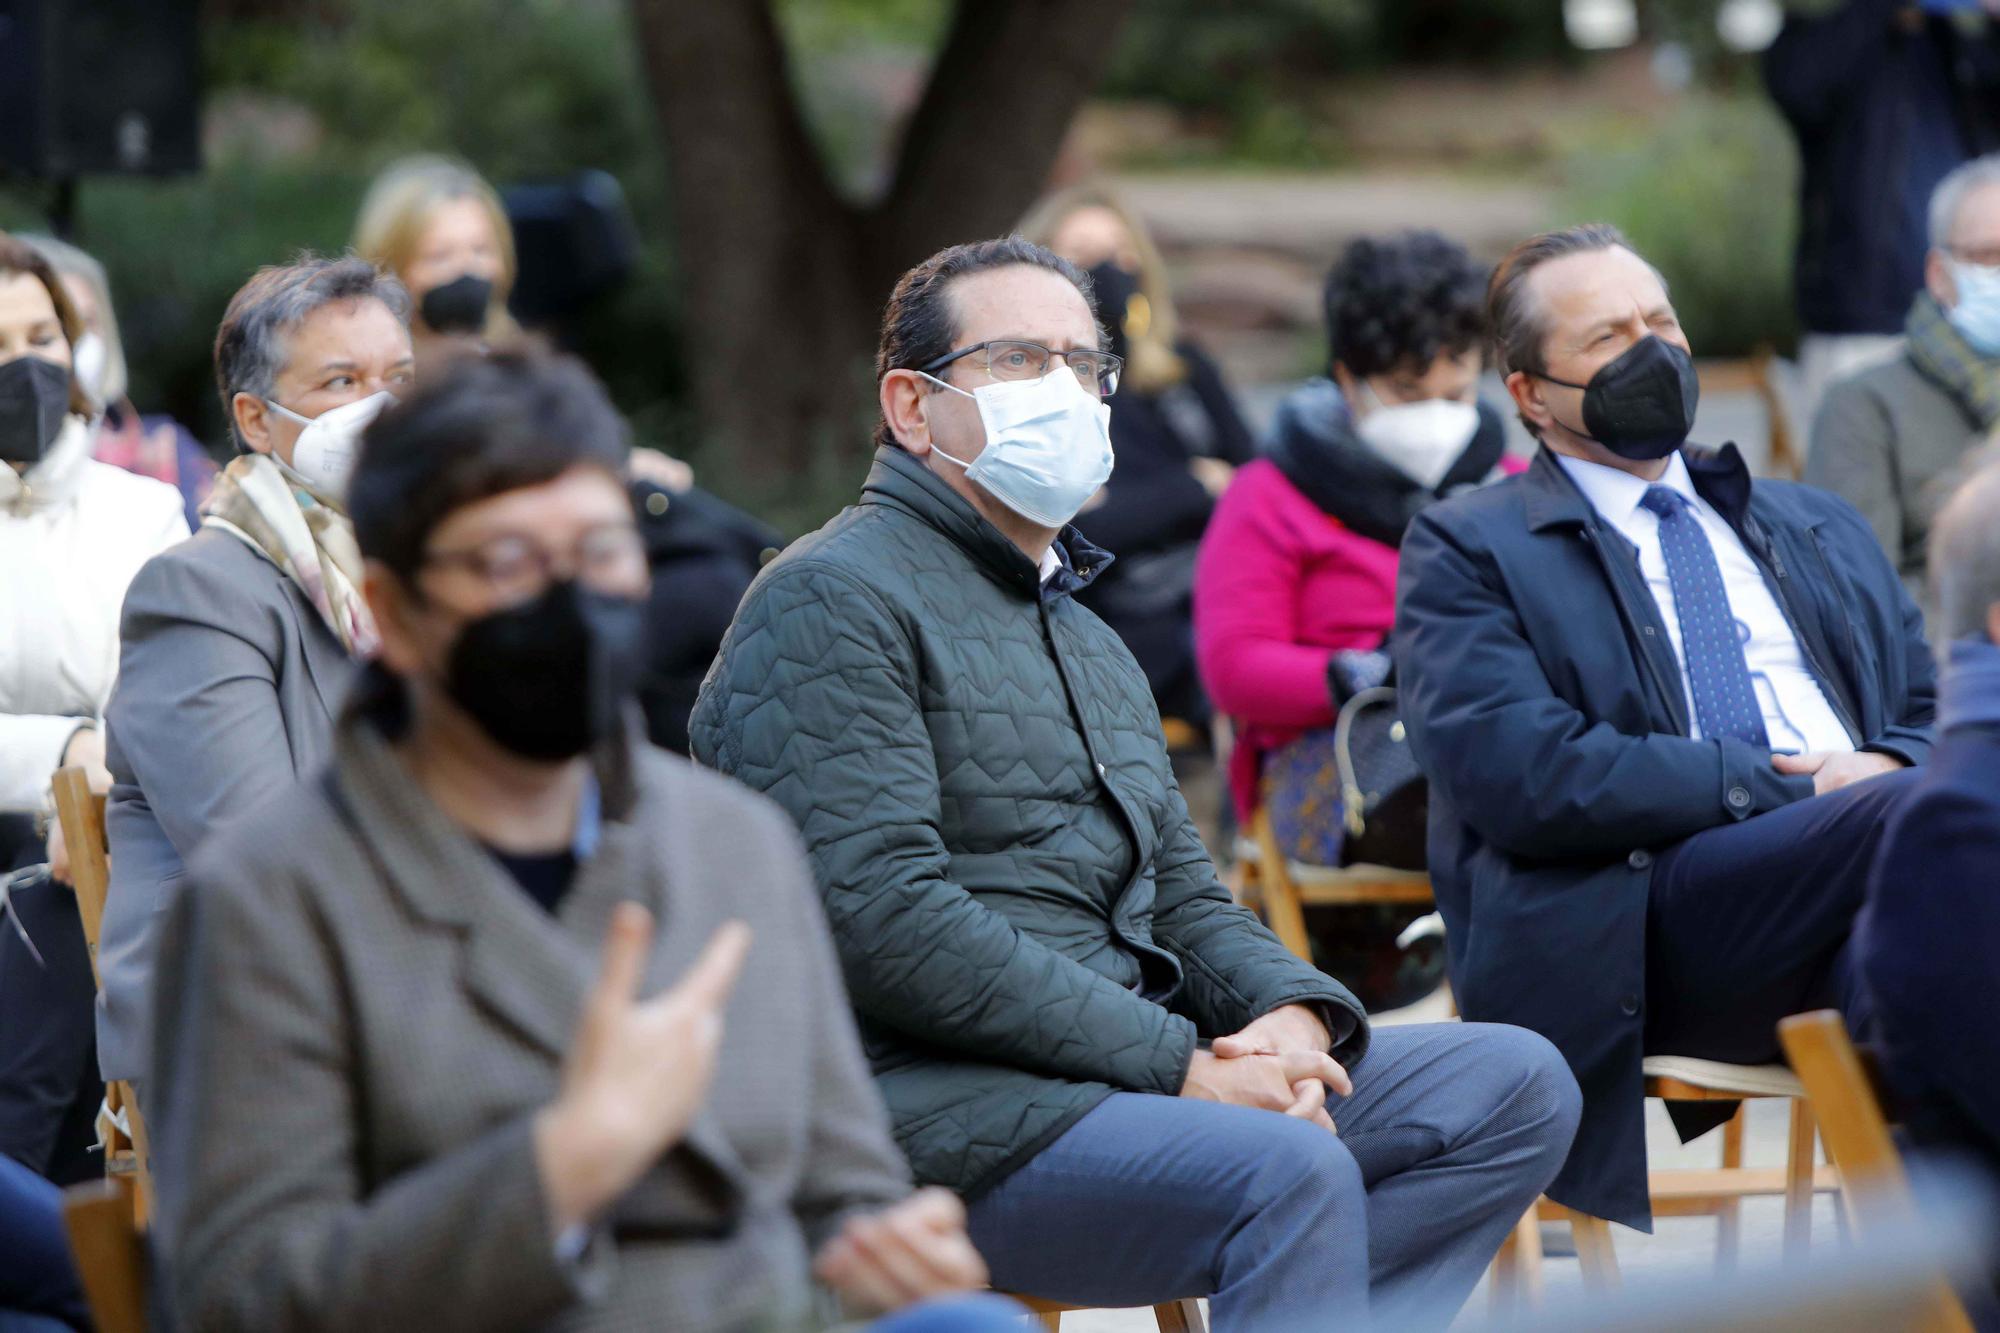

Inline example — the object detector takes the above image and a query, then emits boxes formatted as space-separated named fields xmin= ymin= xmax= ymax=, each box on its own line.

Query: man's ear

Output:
xmin=232 ymin=391 xmax=274 ymax=456
xmin=1504 ymin=369 xmax=1551 ymax=435
xmin=1927 ymin=249 xmax=1959 ymax=310
xmin=879 ymin=369 xmax=933 ymax=457
xmin=1986 ymin=600 xmax=2000 ymax=648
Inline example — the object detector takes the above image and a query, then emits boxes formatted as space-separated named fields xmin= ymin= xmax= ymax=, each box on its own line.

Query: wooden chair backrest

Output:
xmin=51 ymin=765 xmax=112 ymax=985
xmin=1778 ymin=1009 xmax=1976 ymax=1333
xmin=63 ymin=1179 xmax=148 ymax=1333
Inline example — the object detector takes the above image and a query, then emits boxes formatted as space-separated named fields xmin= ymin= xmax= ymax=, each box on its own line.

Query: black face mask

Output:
xmin=420 ymin=273 xmax=496 ymax=336
xmin=0 ymin=355 xmax=73 ymax=465
xmin=1539 ymin=335 xmax=1699 ymax=461
xmin=444 ymin=580 xmax=649 ymax=762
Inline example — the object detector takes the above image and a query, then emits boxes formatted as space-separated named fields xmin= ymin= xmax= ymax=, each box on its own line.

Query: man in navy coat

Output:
xmin=1396 ymin=223 xmax=1936 ymax=1231
xmin=1859 ymin=463 xmax=2000 ymax=1201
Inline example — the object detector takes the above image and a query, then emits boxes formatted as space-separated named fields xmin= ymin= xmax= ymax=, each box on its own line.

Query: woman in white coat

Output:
xmin=0 ymin=230 xmax=185 ymax=1184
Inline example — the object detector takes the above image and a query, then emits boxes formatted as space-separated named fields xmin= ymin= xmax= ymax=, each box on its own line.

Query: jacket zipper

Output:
xmin=1038 ymin=598 xmax=1148 ymax=906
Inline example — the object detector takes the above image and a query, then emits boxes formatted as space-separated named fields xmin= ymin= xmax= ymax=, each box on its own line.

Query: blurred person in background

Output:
xmin=1024 ymin=184 xmax=1255 ymax=727
xmin=0 ymin=231 xmax=186 ymax=1187
xmin=25 ymin=234 xmax=218 ymax=530
xmin=356 ymin=153 xmax=776 ymax=753
xmin=148 ymin=346 xmax=1013 ymax=1333
xmin=1192 ymin=231 xmax=1505 ymax=1011
xmin=1766 ymin=0 xmax=2000 ymax=431
xmin=1398 ymin=223 xmax=1935 ymax=1233
xmin=1858 ymin=461 xmax=2000 ymax=1327
xmin=1810 ymin=155 xmax=2000 ymax=618
xmin=95 ymin=256 xmax=412 ymax=1095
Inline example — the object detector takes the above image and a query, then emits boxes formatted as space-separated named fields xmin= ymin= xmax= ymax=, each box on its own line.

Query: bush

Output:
xmin=1559 ymin=95 xmax=1800 ymax=358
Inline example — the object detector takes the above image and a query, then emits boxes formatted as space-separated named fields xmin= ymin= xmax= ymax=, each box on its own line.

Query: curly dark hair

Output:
xmin=1321 ymin=231 xmax=1489 ymax=380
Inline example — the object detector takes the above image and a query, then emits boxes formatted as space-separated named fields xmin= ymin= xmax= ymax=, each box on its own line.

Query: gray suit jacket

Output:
xmin=98 ymin=527 xmax=358 ymax=1081
xmin=1806 ymin=353 xmax=1989 ymax=617
xmin=147 ymin=707 xmax=911 ymax=1333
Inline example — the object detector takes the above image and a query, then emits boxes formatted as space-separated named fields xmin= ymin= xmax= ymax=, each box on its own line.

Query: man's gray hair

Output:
xmin=213 ymin=253 xmax=410 ymax=449
xmin=1931 ymin=461 xmax=2000 ymax=643
xmin=1930 ymin=154 xmax=2000 ymax=252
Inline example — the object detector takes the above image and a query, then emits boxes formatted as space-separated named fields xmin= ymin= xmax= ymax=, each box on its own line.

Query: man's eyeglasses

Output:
xmin=920 ymin=340 xmax=1122 ymax=397
xmin=421 ymin=522 xmax=648 ymax=605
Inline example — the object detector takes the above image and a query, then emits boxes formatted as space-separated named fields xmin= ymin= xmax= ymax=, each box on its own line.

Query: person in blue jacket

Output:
xmin=1858 ymin=463 xmax=2000 ymax=1306
xmin=1395 ymin=223 xmax=1937 ymax=1233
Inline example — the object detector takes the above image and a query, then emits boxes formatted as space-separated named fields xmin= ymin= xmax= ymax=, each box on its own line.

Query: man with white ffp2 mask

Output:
xmin=692 ymin=237 xmax=1580 ymax=1330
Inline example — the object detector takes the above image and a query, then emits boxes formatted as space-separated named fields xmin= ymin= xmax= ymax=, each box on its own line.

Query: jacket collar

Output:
xmin=861 ymin=444 xmax=1113 ymax=600
xmin=1524 ymin=441 xmax=1755 ymax=533
xmin=327 ymin=705 xmax=751 ymax=1187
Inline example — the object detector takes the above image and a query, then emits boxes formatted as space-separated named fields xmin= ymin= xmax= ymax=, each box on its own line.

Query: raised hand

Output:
xmin=534 ymin=904 xmax=752 ymax=1234
xmin=812 ymin=1187 xmax=990 ymax=1315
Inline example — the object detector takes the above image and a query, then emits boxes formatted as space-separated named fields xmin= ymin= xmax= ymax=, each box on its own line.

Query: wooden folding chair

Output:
xmin=1237 ymin=808 xmax=1433 ymax=963
xmin=1492 ymin=1056 xmax=1838 ymax=1307
xmin=62 ymin=1178 xmax=148 ymax=1333
xmin=1779 ymin=1009 xmax=1976 ymax=1333
xmin=1009 ymin=1295 xmax=1206 ymax=1331
xmin=52 ymin=764 xmax=153 ymax=1225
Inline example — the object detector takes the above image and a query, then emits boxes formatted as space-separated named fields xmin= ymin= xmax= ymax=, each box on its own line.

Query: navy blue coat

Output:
xmin=1395 ymin=445 xmax=1935 ymax=1228
xmin=1859 ymin=716 xmax=2000 ymax=1186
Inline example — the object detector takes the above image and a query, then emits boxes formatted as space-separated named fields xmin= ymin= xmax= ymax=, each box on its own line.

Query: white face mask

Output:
xmin=264 ymin=391 xmax=396 ymax=504
xmin=1354 ymin=385 xmax=1480 ymax=491
xmin=920 ymin=369 xmax=1114 ymax=529
xmin=72 ymin=333 xmax=109 ymax=409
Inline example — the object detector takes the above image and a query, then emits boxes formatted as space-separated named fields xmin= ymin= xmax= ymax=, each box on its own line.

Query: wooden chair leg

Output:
xmin=1568 ymin=1208 xmax=1622 ymax=1291
xmin=1152 ymin=1299 xmax=1206 ymax=1333
xmin=1033 ymin=1313 xmax=1062 ymax=1332
xmin=1250 ymin=811 xmax=1312 ymax=962
xmin=1785 ymin=1098 xmax=1817 ymax=1259
xmin=1489 ymin=1204 xmax=1544 ymax=1313
xmin=1718 ymin=1104 xmax=1746 ymax=1271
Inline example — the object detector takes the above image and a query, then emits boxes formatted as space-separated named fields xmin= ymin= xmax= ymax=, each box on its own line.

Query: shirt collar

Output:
xmin=1553 ymin=449 xmax=1696 ymax=524
xmin=1037 ymin=544 xmax=1063 ymax=585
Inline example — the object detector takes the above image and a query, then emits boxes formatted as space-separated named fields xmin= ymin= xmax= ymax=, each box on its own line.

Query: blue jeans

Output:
xmin=867 ymin=1292 xmax=1029 ymax=1331
xmin=965 ymin=1022 xmax=1580 ymax=1332
xmin=0 ymin=1152 xmax=87 ymax=1330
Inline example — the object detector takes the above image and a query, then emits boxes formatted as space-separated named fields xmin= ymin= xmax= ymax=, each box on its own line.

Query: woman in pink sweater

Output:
xmin=1195 ymin=232 xmax=1517 ymax=868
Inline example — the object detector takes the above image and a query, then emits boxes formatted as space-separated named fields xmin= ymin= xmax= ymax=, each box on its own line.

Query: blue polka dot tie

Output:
xmin=1639 ymin=485 xmax=1770 ymax=748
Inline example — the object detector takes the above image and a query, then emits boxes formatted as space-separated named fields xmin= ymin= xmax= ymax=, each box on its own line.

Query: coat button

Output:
xmin=1627 ymin=849 xmax=1653 ymax=870
xmin=644 ymin=491 xmax=670 ymax=516
xmin=1727 ymin=786 xmax=1751 ymax=809
xmin=1620 ymin=994 xmax=1640 ymax=1016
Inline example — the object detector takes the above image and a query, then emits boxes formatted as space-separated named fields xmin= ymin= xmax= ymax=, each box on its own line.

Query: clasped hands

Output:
xmin=1771 ymin=749 xmax=1903 ymax=796
xmin=1181 ymin=1002 xmax=1349 ymax=1132
xmin=534 ymin=904 xmax=986 ymax=1315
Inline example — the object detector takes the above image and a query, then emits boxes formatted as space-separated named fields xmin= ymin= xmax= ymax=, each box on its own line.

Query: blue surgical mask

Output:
xmin=1948 ymin=260 xmax=2000 ymax=356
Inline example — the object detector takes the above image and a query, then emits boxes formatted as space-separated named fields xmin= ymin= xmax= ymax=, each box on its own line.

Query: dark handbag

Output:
xmin=1332 ymin=686 xmax=1429 ymax=871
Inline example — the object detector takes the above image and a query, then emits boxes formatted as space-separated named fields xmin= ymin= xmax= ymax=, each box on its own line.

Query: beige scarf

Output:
xmin=201 ymin=453 xmax=378 ymax=657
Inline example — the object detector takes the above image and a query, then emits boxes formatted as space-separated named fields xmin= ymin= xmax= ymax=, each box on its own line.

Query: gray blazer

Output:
xmin=147 ymin=709 xmax=911 ymax=1333
xmin=98 ymin=528 xmax=358 ymax=1081
xmin=1806 ymin=352 xmax=1989 ymax=615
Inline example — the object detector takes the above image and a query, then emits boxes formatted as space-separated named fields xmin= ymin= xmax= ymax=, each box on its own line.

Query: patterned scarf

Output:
xmin=201 ymin=453 xmax=378 ymax=658
xmin=1905 ymin=291 xmax=2000 ymax=431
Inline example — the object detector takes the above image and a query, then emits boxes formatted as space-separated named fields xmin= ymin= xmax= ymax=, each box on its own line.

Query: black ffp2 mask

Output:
xmin=0 ymin=355 xmax=73 ymax=465
xmin=445 ymin=580 xmax=649 ymax=762
xmin=419 ymin=273 xmax=496 ymax=336
xmin=1540 ymin=335 xmax=1699 ymax=461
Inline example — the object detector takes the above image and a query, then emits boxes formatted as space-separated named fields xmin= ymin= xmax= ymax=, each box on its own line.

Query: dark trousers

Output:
xmin=0 ymin=1151 xmax=88 ymax=1331
xmin=1645 ymin=766 xmax=1921 ymax=1065
xmin=0 ymin=875 xmax=104 ymax=1186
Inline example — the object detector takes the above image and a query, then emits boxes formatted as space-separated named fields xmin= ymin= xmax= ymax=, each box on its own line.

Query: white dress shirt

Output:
xmin=1038 ymin=545 xmax=1062 ymax=585
xmin=1555 ymin=451 xmax=1853 ymax=755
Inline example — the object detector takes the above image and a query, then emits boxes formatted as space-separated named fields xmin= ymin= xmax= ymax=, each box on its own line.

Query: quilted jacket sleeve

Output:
xmin=1147 ymin=782 xmax=1370 ymax=1064
xmin=692 ymin=562 xmax=1198 ymax=1096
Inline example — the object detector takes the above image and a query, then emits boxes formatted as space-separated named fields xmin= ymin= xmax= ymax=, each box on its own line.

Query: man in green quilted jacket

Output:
xmin=692 ymin=237 xmax=1581 ymax=1330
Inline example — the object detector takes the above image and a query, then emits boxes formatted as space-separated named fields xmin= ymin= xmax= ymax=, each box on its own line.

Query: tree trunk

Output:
xmin=632 ymin=0 xmax=1134 ymax=493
